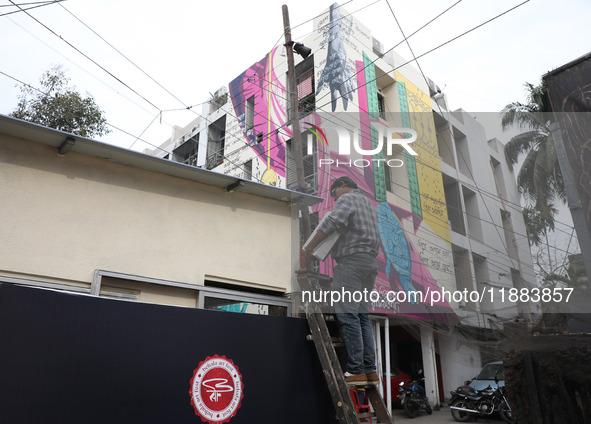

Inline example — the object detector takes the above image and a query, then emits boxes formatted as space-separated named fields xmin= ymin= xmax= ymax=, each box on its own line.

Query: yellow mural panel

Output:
xmin=395 ymin=72 xmax=450 ymax=244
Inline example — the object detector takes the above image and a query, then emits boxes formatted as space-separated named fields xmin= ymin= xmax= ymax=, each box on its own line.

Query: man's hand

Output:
xmin=302 ymin=230 xmax=329 ymax=258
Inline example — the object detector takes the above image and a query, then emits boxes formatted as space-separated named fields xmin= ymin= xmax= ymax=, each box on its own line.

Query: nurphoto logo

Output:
xmin=306 ymin=123 xmax=418 ymax=168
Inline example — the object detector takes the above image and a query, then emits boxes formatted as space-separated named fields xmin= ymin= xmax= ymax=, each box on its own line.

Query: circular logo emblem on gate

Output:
xmin=189 ymin=355 xmax=243 ymax=424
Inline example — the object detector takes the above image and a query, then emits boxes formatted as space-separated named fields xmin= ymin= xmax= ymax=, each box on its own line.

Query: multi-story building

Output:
xmin=149 ymin=3 xmax=535 ymax=406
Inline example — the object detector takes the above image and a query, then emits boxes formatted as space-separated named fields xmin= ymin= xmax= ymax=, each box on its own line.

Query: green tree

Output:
xmin=10 ymin=65 xmax=110 ymax=138
xmin=522 ymin=204 xmax=557 ymax=246
xmin=544 ymin=262 xmax=588 ymax=290
xmin=501 ymin=80 xmax=565 ymax=244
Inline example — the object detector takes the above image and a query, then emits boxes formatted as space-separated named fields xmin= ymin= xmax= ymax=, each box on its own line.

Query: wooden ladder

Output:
xmin=298 ymin=272 xmax=394 ymax=424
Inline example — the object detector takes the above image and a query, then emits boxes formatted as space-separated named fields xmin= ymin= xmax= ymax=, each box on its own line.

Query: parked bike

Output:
xmin=449 ymin=379 xmax=513 ymax=423
xmin=398 ymin=375 xmax=432 ymax=418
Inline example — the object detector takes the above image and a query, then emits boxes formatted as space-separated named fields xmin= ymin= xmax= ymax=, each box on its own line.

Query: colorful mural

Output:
xmin=315 ymin=3 xmax=356 ymax=112
xmin=224 ymin=3 xmax=455 ymax=319
xmin=229 ymin=47 xmax=289 ymax=185
xmin=311 ymin=4 xmax=455 ymax=319
xmin=395 ymin=73 xmax=450 ymax=243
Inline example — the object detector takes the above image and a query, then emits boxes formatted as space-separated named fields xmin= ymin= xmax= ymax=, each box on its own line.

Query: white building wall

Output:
xmin=438 ymin=332 xmax=483 ymax=400
xmin=0 ymin=131 xmax=295 ymax=294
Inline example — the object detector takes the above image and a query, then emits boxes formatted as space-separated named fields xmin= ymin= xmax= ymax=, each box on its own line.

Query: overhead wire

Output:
xmin=312 ymin=0 xmax=532 ymax=112
xmin=195 ymin=2 xmax=580 ymax=258
xmin=191 ymin=0 xmax=577 ymax=243
xmin=292 ymin=2 xmax=575 ymax=238
xmin=233 ymin=3 xmax=579 ymax=280
xmin=57 ymin=2 xmax=194 ymax=113
xmin=7 ymin=0 xmax=162 ymax=111
xmin=6 ymin=0 xmax=576 ymax=263
xmin=0 ymin=0 xmax=64 ymax=17
xmin=381 ymin=0 xmax=524 ymax=278
xmin=5 ymin=4 xmax=572 ymax=304
xmin=12 ymin=1 xmax=267 ymax=169
xmin=379 ymin=0 xmax=550 ymax=314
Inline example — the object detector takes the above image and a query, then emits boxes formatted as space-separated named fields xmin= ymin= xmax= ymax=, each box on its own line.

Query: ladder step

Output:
xmin=346 ymin=382 xmax=380 ymax=389
xmin=306 ymin=334 xmax=345 ymax=347
xmin=299 ymin=273 xmax=394 ymax=424
xmin=356 ymin=412 xmax=375 ymax=419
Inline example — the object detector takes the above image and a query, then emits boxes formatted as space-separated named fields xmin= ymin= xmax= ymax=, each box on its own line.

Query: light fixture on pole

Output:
xmin=284 ymin=41 xmax=312 ymax=59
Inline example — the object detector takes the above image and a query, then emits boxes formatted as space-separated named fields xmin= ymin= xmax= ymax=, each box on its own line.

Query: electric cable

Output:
xmin=57 ymin=2 xmax=195 ymax=113
xmin=8 ymin=0 xmax=163 ymax=112
xmin=312 ymin=0 xmax=532 ymax=113
xmin=0 ymin=0 xmax=63 ymax=17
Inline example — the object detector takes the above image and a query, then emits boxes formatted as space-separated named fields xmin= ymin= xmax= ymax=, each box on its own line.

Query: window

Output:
xmin=433 ymin=112 xmax=455 ymax=168
xmin=490 ymin=156 xmax=507 ymax=200
xmin=245 ymin=96 xmax=255 ymax=131
xmin=462 ymin=186 xmax=483 ymax=241
xmin=286 ymin=133 xmax=317 ymax=195
xmin=172 ymin=135 xmax=199 ymax=166
xmin=378 ymin=92 xmax=386 ymax=120
xmin=244 ymin=159 xmax=253 ymax=180
xmin=443 ymin=175 xmax=465 ymax=235
xmin=288 ymin=55 xmax=315 ymax=119
xmin=454 ymin=126 xmax=471 ymax=176
xmin=452 ymin=245 xmax=474 ymax=310
xmin=501 ymin=210 xmax=517 ymax=258
xmin=473 ymin=253 xmax=491 ymax=312
xmin=384 ymin=163 xmax=392 ymax=193
xmin=207 ymin=116 xmax=226 ymax=170
xmin=90 ymin=271 xmax=292 ymax=315
xmin=201 ymin=280 xmax=290 ymax=316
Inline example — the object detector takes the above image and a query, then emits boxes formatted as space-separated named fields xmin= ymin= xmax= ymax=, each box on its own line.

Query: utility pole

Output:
xmin=282 ymin=4 xmax=312 ymax=271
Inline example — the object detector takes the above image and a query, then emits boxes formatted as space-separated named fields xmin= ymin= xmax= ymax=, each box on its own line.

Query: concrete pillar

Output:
xmin=420 ymin=325 xmax=439 ymax=408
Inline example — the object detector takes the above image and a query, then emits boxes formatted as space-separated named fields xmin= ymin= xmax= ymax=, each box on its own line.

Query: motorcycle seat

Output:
xmin=455 ymin=386 xmax=476 ymax=396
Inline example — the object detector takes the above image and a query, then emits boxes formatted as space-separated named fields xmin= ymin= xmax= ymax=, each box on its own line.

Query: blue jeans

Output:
xmin=333 ymin=253 xmax=378 ymax=375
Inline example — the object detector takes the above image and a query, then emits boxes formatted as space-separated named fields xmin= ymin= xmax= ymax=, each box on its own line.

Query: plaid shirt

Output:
xmin=318 ymin=189 xmax=380 ymax=260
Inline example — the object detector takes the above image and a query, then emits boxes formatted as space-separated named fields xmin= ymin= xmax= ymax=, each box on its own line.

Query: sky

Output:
xmin=0 ymin=0 xmax=586 ymax=263
xmin=1 ymin=0 xmax=589 ymax=150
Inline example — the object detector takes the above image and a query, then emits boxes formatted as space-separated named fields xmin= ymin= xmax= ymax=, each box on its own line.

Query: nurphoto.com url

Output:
xmin=302 ymin=286 xmax=574 ymax=308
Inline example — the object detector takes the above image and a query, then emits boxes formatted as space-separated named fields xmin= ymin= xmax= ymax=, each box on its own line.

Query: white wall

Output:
xmin=438 ymin=333 xmax=483 ymax=400
xmin=0 ymin=133 xmax=294 ymax=293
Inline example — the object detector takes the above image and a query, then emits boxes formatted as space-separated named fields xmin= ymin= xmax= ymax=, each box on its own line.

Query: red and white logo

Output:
xmin=189 ymin=355 xmax=244 ymax=424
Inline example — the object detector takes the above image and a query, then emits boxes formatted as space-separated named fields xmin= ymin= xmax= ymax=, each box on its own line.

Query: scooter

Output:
xmin=398 ymin=375 xmax=432 ymax=418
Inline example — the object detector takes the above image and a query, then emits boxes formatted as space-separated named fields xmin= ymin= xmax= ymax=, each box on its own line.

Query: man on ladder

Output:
xmin=303 ymin=176 xmax=381 ymax=387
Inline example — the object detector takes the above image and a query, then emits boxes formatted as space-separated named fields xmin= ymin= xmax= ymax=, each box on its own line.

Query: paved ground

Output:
xmin=388 ymin=405 xmax=507 ymax=422
xmin=389 ymin=406 xmax=454 ymax=423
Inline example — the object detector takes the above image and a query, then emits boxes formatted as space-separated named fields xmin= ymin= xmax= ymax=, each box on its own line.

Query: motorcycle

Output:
xmin=449 ymin=378 xmax=513 ymax=423
xmin=398 ymin=375 xmax=432 ymax=418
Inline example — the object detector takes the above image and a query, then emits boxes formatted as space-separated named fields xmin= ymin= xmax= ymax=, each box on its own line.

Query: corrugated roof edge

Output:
xmin=0 ymin=114 xmax=323 ymax=206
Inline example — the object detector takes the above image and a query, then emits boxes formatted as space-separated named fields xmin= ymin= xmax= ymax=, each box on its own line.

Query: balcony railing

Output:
xmin=206 ymin=150 xmax=224 ymax=170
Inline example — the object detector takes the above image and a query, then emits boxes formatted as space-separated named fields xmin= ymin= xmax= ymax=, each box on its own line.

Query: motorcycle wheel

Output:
xmin=450 ymin=399 xmax=472 ymax=422
xmin=424 ymin=400 xmax=432 ymax=415
xmin=404 ymin=401 xmax=417 ymax=418
xmin=499 ymin=402 xmax=514 ymax=423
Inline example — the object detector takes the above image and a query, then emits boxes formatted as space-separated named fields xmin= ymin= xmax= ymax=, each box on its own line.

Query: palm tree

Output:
xmin=501 ymin=80 xmax=566 ymax=243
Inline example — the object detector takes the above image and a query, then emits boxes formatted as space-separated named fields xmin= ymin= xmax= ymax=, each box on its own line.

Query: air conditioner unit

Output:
xmin=427 ymin=78 xmax=442 ymax=98
xmin=213 ymin=86 xmax=227 ymax=99
xmin=211 ymin=87 xmax=228 ymax=109
xmin=372 ymin=37 xmax=384 ymax=57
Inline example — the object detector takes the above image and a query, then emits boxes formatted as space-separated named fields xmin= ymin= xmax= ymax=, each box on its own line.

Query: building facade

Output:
xmin=148 ymin=3 xmax=536 ymax=406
